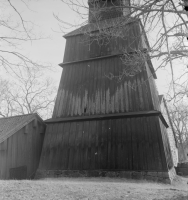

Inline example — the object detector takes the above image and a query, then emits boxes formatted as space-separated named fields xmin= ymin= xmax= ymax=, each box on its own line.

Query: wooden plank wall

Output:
xmin=53 ymin=57 xmax=154 ymax=118
xmin=158 ymin=118 xmax=174 ymax=170
xmin=63 ymin=21 xmax=143 ymax=63
xmin=39 ymin=116 xmax=170 ymax=172
xmin=145 ymin=61 xmax=161 ymax=111
xmin=0 ymin=121 xmax=45 ymax=179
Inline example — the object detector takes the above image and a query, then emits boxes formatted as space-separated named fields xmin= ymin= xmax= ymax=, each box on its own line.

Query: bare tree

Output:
xmin=0 ymin=0 xmax=47 ymax=72
xmin=55 ymin=0 xmax=188 ymax=100
xmin=168 ymin=102 xmax=188 ymax=162
xmin=0 ymin=67 xmax=57 ymax=119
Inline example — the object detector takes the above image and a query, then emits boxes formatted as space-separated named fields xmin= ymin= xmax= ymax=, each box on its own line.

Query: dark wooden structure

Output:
xmin=0 ymin=114 xmax=46 ymax=179
xmin=37 ymin=0 xmax=176 ymax=182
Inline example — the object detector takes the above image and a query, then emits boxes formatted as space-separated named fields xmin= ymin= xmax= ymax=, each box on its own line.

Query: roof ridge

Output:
xmin=0 ymin=113 xmax=36 ymax=120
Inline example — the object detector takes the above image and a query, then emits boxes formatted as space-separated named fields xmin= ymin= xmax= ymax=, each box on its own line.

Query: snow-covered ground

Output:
xmin=0 ymin=176 xmax=187 ymax=200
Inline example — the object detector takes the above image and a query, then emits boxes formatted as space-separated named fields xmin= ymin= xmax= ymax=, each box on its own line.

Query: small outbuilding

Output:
xmin=0 ymin=113 xmax=46 ymax=180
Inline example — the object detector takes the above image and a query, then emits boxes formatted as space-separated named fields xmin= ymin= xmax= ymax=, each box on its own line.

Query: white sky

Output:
xmin=1 ymin=0 xmax=177 ymax=95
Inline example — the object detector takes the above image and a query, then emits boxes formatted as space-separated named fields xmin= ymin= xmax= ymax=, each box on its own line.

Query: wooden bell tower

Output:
xmin=37 ymin=0 xmax=176 ymax=183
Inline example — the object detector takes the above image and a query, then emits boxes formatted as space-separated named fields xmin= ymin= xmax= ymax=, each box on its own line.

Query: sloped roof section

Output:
xmin=64 ymin=16 xmax=138 ymax=38
xmin=0 ymin=113 xmax=44 ymax=144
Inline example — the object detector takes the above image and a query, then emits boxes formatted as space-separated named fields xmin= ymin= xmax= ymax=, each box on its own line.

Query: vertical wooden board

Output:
xmin=78 ymin=34 xmax=85 ymax=60
xmin=76 ymin=64 xmax=84 ymax=116
xmin=117 ymin=58 xmax=124 ymax=113
xmin=144 ymin=65 xmax=155 ymax=110
xmin=75 ymin=122 xmax=83 ymax=170
xmin=67 ymin=37 xmax=76 ymax=62
xmin=136 ymin=117 xmax=143 ymax=170
xmin=74 ymin=35 xmax=81 ymax=61
xmin=96 ymin=120 xmax=102 ymax=169
xmin=60 ymin=122 xmax=70 ymax=169
xmin=146 ymin=117 xmax=156 ymax=170
xmin=123 ymin=78 xmax=129 ymax=112
xmin=81 ymin=62 xmax=89 ymax=116
xmin=101 ymin=59 xmax=106 ymax=114
xmin=73 ymin=123 xmax=79 ymax=169
xmin=68 ymin=122 xmax=77 ymax=170
xmin=69 ymin=36 xmax=76 ymax=61
xmin=63 ymin=39 xmax=70 ymax=63
xmin=12 ymin=132 xmax=18 ymax=169
xmin=47 ymin=124 xmax=57 ymax=170
xmin=95 ymin=59 xmax=102 ymax=115
xmin=114 ymin=57 xmax=119 ymax=113
xmin=94 ymin=120 xmax=99 ymax=169
xmin=150 ymin=117 xmax=163 ymax=170
xmin=82 ymin=121 xmax=90 ymax=169
xmin=87 ymin=61 xmax=94 ymax=115
xmin=15 ymin=130 xmax=22 ymax=169
xmin=142 ymin=117 xmax=150 ymax=170
xmin=139 ymin=117 xmax=147 ymax=170
xmin=52 ymin=123 xmax=63 ymax=169
xmin=110 ymin=119 xmax=117 ymax=169
xmin=106 ymin=119 xmax=112 ymax=169
xmin=159 ymin=119 xmax=173 ymax=169
xmin=87 ymin=121 xmax=94 ymax=169
xmin=67 ymin=36 xmax=76 ymax=61
xmin=109 ymin=57 xmax=115 ymax=113
xmin=127 ymin=78 xmax=133 ymax=112
xmin=53 ymin=89 xmax=62 ymax=118
xmin=105 ymin=58 xmax=111 ymax=114
xmin=101 ymin=119 xmax=108 ymax=169
xmin=39 ymin=124 xmax=52 ymax=169
xmin=70 ymin=64 xmax=80 ymax=116
xmin=126 ymin=118 xmax=132 ymax=170
xmin=69 ymin=65 xmax=77 ymax=116
xmin=60 ymin=66 xmax=72 ymax=117
xmin=140 ymin=71 xmax=150 ymax=111
xmin=83 ymin=34 xmax=90 ymax=60
xmin=118 ymin=59 xmax=126 ymax=113
xmin=134 ymin=75 xmax=140 ymax=111
xmin=121 ymin=118 xmax=128 ymax=169
xmin=91 ymin=60 xmax=98 ymax=115
xmin=136 ymin=74 xmax=144 ymax=111
xmin=66 ymin=65 xmax=75 ymax=117
xmin=57 ymin=68 xmax=68 ymax=117
xmin=155 ymin=117 xmax=168 ymax=171
xmin=72 ymin=63 xmax=80 ymax=116
xmin=132 ymin=76 xmax=138 ymax=112
xmin=116 ymin=118 xmax=123 ymax=169
xmin=4 ymin=139 xmax=9 ymax=179
xmin=131 ymin=118 xmax=138 ymax=170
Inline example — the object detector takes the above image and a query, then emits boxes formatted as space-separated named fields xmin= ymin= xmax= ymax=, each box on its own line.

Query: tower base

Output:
xmin=35 ymin=168 xmax=176 ymax=184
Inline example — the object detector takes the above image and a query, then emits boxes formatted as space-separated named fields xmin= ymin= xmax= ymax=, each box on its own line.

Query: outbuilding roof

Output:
xmin=0 ymin=113 xmax=44 ymax=144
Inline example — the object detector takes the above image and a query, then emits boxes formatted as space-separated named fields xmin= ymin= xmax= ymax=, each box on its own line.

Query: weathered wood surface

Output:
xmin=53 ymin=57 xmax=159 ymax=118
xmin=0 ymin=121 xmax=45 ymax=179
xmin=39 ymin=116 xmax=173 ymax=172
xmin=63 ymin=21 xmax=146 ymax=63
